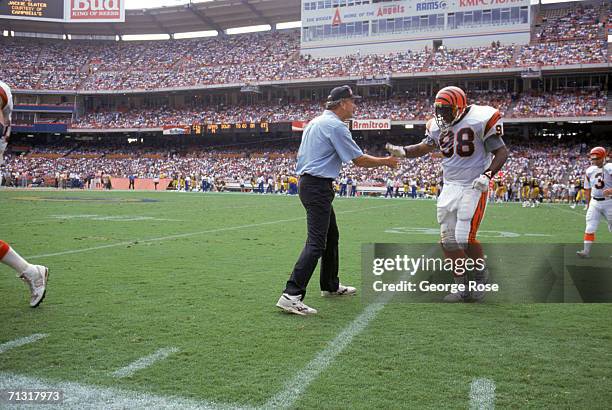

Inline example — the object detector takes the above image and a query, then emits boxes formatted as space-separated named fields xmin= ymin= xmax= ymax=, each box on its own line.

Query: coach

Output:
xmin=276 ymin=85 xmax=398 ymax=316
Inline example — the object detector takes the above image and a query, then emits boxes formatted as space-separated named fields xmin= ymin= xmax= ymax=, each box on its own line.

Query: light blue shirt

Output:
xmin=295 ymin=110 xmax=364 ymax=179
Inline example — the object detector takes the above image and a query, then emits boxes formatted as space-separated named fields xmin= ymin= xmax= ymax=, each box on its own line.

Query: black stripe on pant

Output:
xmin=284 ymin=174 xmax=340 ymax=298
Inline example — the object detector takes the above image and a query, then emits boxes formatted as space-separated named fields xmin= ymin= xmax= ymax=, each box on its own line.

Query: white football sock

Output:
xmin=583 ymin=241 xmax=593 ymax=254
xmin=1 ymin=247 xmax=31 ymax=274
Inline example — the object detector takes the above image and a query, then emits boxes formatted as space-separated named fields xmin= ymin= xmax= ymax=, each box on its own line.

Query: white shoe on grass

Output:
xmin=576 ymin=250 xmax=590 ymax=259
xmin=20 ymin=265 xmax=48 ymax=308
xmin=276 ymin=293 xmax=317 ymax=316
xmin=321 ymin=283 xmax=357 ymax=297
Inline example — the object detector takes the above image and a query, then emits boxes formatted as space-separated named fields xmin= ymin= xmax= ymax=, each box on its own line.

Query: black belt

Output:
xmin=301 ymin=173 xmax=334 ymax=182
xmin=593 ymin=197 xmax=606 ymax=201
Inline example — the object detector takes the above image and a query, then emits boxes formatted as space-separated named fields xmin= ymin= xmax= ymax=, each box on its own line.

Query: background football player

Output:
xmin=386 ymin=86 xmax=508 ymax=302
xmin=576 ymin=147 xmax=612 ymax=258
xmin=0 ymin=80 xmax=49 ymax=307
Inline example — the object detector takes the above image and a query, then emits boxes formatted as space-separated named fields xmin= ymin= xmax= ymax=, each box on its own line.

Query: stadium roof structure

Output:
xmin=0 ymin=0 xmax=301 ymax=37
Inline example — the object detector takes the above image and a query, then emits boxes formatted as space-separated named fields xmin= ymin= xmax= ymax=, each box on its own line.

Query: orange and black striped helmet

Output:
xmin=589 ymin=146 xmax=606 ymax=160
xmin=433 ymin=86 xmax=468 ymax=131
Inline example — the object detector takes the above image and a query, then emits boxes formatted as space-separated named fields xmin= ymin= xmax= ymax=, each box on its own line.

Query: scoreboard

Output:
xmin=162 ymin=122 xmax=291 ymax=136
xmin=193 ymin=122 xmax=278 ymax=135
xmin=0 ymin=0 xmax=64 ymax=21
xmin=0 ymin=0 xmax=125 ymax=22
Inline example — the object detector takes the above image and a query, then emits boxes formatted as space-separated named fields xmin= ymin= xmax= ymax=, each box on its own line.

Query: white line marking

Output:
xmin=264 ymin=303 xmax=385 ymax=409
xmin=266 ymin=245 xmax=439 ymax=409
xmin=0 ymin=334 xmax=48 ymax=354
xmin=26 ymin=204 xmax=400 ymax=260
xmin=0 ymin=372 xmax=252 ymax=410
xmin=111 ymin=347 xmax=179 ymax=378
xmin=469 ymin=378 xmax=496 ymax=410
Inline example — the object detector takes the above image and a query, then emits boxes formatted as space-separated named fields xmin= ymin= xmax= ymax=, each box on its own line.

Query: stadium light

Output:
xmin=174 ymin=30 xmax=218 ymax=39
xmin=226 ymin=25 xmax=271 ymax=35
xmin=276 ymin=21 xmax=301 ymax=30
xmin=123 ymin=34 xmax=171 ymax=41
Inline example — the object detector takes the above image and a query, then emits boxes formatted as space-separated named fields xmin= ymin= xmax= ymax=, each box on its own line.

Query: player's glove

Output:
xmin=385 ymin=143 xmax=405 ymax=158
xmin=472 ymin=170 xmax=493 ymax=192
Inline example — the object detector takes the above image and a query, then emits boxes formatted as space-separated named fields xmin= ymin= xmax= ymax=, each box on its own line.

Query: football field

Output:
xmin=1 ymin=190 xmax=611 ymax=409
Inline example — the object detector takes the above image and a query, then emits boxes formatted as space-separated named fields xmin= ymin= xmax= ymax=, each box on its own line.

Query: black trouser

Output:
xmin=284 ymin=174 xmax=340 ymax=298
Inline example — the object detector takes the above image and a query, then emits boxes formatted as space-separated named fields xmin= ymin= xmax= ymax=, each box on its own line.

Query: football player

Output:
xmin=0 ymin=80 xmax=49 ymax=307
xmin=521 ymin=174 xmax=531 ymax=207
xmin=576 ymin=147 xmax=612 ymax=258
xmin=386 ymin=86 xmax=508 ymax=302
xmin=572 ymin=177 xmax=586 ymax=210
xmin=529 ymin=177 xmax=541 ymax=208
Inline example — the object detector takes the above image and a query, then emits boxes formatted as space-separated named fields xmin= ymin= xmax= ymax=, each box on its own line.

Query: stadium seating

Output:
xmin=0 ymin=3 xmax=608 ymax=92
xmin=0 ymin=139 xmax=597 ymax=201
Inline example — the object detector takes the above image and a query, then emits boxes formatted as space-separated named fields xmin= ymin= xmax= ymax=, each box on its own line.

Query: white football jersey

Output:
xmin=424 ymin=104 xmax=503 ymax=185
xmin=584 ymin=163 xmax=612 ymax=199
xmin=0 ymin=80 xmax=13 ymax=136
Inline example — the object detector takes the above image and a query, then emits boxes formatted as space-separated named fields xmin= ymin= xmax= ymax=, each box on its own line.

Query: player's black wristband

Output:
xmin=0 ymin=124 xmax=4 ymax=137
xmin=483 ymin=169 xmax=494 ymax=179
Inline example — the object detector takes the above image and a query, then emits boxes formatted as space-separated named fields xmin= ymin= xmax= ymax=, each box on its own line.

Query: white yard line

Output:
xmin=111 ymin=347 xmax=179 ymax=379
xmin=0 ymin=372 xmax=252 ymax=410
xmin=0 ymin=334 xmax=48 ymax=355
xmin=265 ymin=245 xmax=439 ymax=409
xmin=264 ymin=303 xmax=385 ymax=409
xmin=26 ymin=204 xmax=400 ymax=260
xmin=469 ymin=378 xmax=496 ymax=410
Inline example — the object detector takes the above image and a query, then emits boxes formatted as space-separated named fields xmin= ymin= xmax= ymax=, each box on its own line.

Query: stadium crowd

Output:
xmin=69 ymin=89 xmax=606 ymax=129
xmin=0 ymin=4 xmax=608 ymax=91
xmin=0 ymin=138 xmax=597 ymax=204
xmin=534 ymin=3 xmax=606 ymax=42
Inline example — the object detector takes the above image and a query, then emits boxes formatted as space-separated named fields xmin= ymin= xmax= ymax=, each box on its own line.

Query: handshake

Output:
xmin=385 ymin=143 xmax=406 ymax=158
xmin=384 ymin=142 xmax=491 ymax=192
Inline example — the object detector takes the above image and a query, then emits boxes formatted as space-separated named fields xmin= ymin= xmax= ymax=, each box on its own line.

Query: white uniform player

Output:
xmin=386 ymin=86 xmax=508 ymax=302
xmin=0 ymin=80 xmax=49 ymax=307
xmin=577 ymin=147 xmax=612 ymax=258
xmin=424 ymin=103 xmax=503 ymax=246
xmin=0 ymin=80 xmax=13 ymax=164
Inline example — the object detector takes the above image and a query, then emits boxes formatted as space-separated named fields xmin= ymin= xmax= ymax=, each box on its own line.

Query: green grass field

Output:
xmin=1 ymin=190 xmax=611 ymax=409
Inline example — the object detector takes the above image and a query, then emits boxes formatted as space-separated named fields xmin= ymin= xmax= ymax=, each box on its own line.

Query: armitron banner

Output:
xmin=162 ymin=125 xmax=191 ymax=135
xmin=352 ymin=119 xmax=391 ymax=130
xmin=67 ymin=0 xmax=125 ymax=23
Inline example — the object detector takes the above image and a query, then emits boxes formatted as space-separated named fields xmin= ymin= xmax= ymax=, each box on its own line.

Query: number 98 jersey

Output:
xmin=423 ymin=104 xmax=503 ymax=185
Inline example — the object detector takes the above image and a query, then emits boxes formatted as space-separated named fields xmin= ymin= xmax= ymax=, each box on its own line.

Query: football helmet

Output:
xmin=589 ymin=146 xmax=606 ymax=160
xmin=434 ymin=86 xmax=467 ymax=133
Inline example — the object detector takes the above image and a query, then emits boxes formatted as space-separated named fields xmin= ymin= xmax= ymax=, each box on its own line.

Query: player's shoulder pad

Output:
xmin=473 ymin=105 xmax=502 ymax=136
xmin=586 ymin=164 xmax=600 ymax=174
xmin=604 ymin=162 xmax=612 ymax=172
xmin=0 ymin=81 xmax=10 ymax=110
xmin=426 ymin=118 xmax=437 ymax=133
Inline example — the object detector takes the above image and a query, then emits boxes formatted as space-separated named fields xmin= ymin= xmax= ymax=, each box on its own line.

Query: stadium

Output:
xmin=0 ymin=0 xmax=611 ymax=408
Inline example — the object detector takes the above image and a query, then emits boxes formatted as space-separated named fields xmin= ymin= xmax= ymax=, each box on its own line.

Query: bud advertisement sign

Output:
xmin=67 ymin=0 xmax=125 ymax=22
